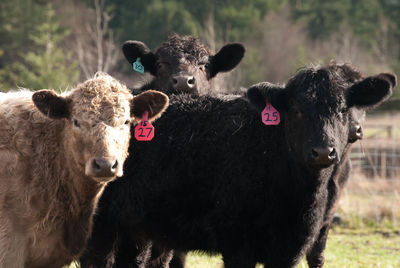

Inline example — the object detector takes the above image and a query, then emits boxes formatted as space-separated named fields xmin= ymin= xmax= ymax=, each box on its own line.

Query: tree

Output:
xmin=289 ymin=0 xmax=351 ymax=39
xmin=74 ymin=0 xmax=119 ymax=79
xmin=103 ymin=0 xmax=284 ymax=48
xmin=0 ymin=3 xmax=79 ymax=91
xmin=0 ymin=0 xmax=38 ymax=68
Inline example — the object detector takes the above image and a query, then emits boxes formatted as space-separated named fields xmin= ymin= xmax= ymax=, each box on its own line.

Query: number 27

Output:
xmin=138 ymin=127 xmax=153 ymax=137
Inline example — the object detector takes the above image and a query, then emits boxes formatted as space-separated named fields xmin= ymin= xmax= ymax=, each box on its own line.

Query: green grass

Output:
xmin=320 ymin=227 xmax=400 ymax=268
xmin=185 ymin=226 xmax=400 ymax=268
xmin=67 ymin=226 xmax=400 ymax=268
xmin=185 ymin=252 xmax=223 ymax=268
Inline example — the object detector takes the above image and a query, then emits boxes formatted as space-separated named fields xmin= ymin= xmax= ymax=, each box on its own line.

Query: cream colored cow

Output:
xmin=0 ymin=73 xmax=168 ymax=268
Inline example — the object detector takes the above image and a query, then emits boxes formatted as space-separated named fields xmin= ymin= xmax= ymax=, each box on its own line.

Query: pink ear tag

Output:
xmin=135 ymin=111 xmax=154 ymax=141
xmin=261 ymin=100 xmax=280 ymax=125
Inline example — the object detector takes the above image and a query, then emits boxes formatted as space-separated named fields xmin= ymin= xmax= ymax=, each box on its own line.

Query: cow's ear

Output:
xmin=122 ymin=41 xmax=157 ymax=76
xmin=347 ymin=73 xmax=396 ymax=108
xmin=208 ymin=43 xmax=245 ymax=78
xmin=32 ymin=90 xmax=70 ymax=119
xmin=247 ymin=82 xmax=287 ymax=112
xmin=131 ymin=90 xmax=169 ymax=122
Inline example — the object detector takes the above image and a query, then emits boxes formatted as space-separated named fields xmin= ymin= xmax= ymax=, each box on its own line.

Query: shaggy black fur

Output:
xmin=306 ymin=66 xmax=397 ymax=268
xmin=80 ymin=64 xmax=395 ymax=268
xmin=155 ymin=34 xmax=210 ymax=65
xmin=122 ymin=34 xmax=245 ymax=266
xmin=122 ymin=34 xmax=245 ymax=95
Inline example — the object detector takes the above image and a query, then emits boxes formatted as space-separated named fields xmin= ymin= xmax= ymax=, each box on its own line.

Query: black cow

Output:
xmin=306 ymin=68 xmax=396 ymax=268
xmin=150 ymin=96 xmax=370 ymax=268
xmin=122 ymin=33 xmax=245 ymax=267
xmin=122 ymin=34 xmax=245 ymax=95
xmin=145 ymin=66 xmax=374 ymax=268
xmin=81 ymin=64 xmax=395 ymax=268
xmin=145 ymin=71 xmax=372 ymax=268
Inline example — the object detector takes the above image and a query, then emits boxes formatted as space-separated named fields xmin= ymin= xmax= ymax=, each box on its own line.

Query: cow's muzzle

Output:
xmin=85 ymin=157 xmax=119 ymax=180
xmin=171 ymin=74 xmax=196 ymax=93
xmin=310 ymin=146 xmax=337 ymax=167
xmin=348 ymin=124 xmax=363 ymax=143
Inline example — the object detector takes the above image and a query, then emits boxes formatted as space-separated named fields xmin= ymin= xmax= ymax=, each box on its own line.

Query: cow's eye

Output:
xmin=338 ymin=108 xmax=347 ymax=119
xmin=157 ymin=62 xmax=168 ymax=70
xmin=204 ymin=63 xmax=210 ymax=69
xmin=124 ymin=119 xmax=131 ymax=125
xmin=198 ymin=63 xmax=207 ymax=70
xmin=73 ymin=118 xmax=80 ymax=128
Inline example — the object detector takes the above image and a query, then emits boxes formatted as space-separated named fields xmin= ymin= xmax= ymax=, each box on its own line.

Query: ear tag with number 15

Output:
xmin=135 ymin=111 xmax=154 ymax=141
xmin=133 ymin=58 xmax=145 ymax=74
xmin=262 ymin=100 xmax=280 ymax=125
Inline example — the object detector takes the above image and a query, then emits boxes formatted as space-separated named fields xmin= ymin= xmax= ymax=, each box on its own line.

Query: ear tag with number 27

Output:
xmin=262 ymin=100 xmax=280 ymax=125
xmin=135 ymin=111 xmax=154 ymax=141
xmin=133 ymin=58 xmax=145 ymax=74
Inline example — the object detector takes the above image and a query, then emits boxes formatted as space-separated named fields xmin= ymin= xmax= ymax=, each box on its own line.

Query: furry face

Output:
xmin=247 ymin=63 xmax=396 ymax=172
xmin=33 ymin=73 xmax=169 ymax=182
xmin=122 ymin=34 xmax=245 ymax=95
xmin=66 ymin=76 xmax=133 ymax=181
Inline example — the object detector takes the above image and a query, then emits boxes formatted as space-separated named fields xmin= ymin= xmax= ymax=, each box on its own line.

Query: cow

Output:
xmin=306 ymin=66 xmax=397 ymax=268
xmin=155 ymin=66 xmax=372 ymax=268
xmin=0 ymin=73 xmax=168 ymax=268
xmin=145 ymin=66 xmax=373 ymax=268
xmin=306 ymin=103 xmax=366 ymax=267
xmin=80 ymin=64 xmax=395 ymax=268
xmin=144 ymin=99 xmax=370 ymax=268
xmin=122 ymin=33 xmax=245 ymax=266
xmin=122 ymin=33 xmax=245 ymax=95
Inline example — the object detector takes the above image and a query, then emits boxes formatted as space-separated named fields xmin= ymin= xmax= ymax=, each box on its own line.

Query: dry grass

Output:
xmin=337 ymin=175 xmax=400 ymax=228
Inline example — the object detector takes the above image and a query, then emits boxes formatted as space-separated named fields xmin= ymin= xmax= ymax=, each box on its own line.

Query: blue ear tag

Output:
xmin=133 ymin=58 xmax=145 ymax=74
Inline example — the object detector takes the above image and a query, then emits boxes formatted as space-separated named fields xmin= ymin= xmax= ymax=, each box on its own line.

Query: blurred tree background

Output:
xmin=0 ymin=0 xmax=399 ymax=98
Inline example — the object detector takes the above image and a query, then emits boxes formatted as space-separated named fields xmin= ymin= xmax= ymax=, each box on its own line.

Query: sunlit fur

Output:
xmin=0 ymin=73 xmax=134 ymax=268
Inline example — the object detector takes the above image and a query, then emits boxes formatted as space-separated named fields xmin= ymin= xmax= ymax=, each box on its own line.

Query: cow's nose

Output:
xmin=88 ymin=157 xmax=118 ymax=178
xmin=172 ymin=75 xmax=195 ymax=92
xmin=311 ymin=147 xmax=336 ymax=166
xmin=349 ymin=124 xmax=363 ymax=143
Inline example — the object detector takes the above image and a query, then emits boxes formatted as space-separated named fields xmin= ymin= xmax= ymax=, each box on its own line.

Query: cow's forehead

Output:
xmin=288 ymin=68 xmax=350 ymax=114
xmin=68 ymin=75 xmax=132 ymax=124
xmin=287 ymin=64 xmax=362 ymax=102
xmin=155 ymin=35 xmax=210 ymax=64
xmin=157 ymin=49 xmax=209 ymax=64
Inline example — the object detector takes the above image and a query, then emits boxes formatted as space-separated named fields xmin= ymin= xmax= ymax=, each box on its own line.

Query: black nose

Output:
xmin=91 ymin=157 xmax=118 ymax=177
xmin=311 ymin=147 xmax=336 ymax=166
xmin=172 ymin=75 xmax=195 ymax=92
xmin=348 ymin=124 xmax=363 ymax=143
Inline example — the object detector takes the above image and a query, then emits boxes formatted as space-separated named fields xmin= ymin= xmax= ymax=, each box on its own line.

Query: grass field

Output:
xmin=68 ymin=225 xmax=400 ymax=268
xmin=183 ymin=226 xmax=400 ymax=268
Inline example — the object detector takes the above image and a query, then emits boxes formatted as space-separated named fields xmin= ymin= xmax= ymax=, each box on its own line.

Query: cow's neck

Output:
xmin=283 ymin=157 xmax=332 ymax=258
xmin=54 ymin=129 xmax=106 ymax=256
xmin=59 ymin=132 xmax=104 ymax=216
